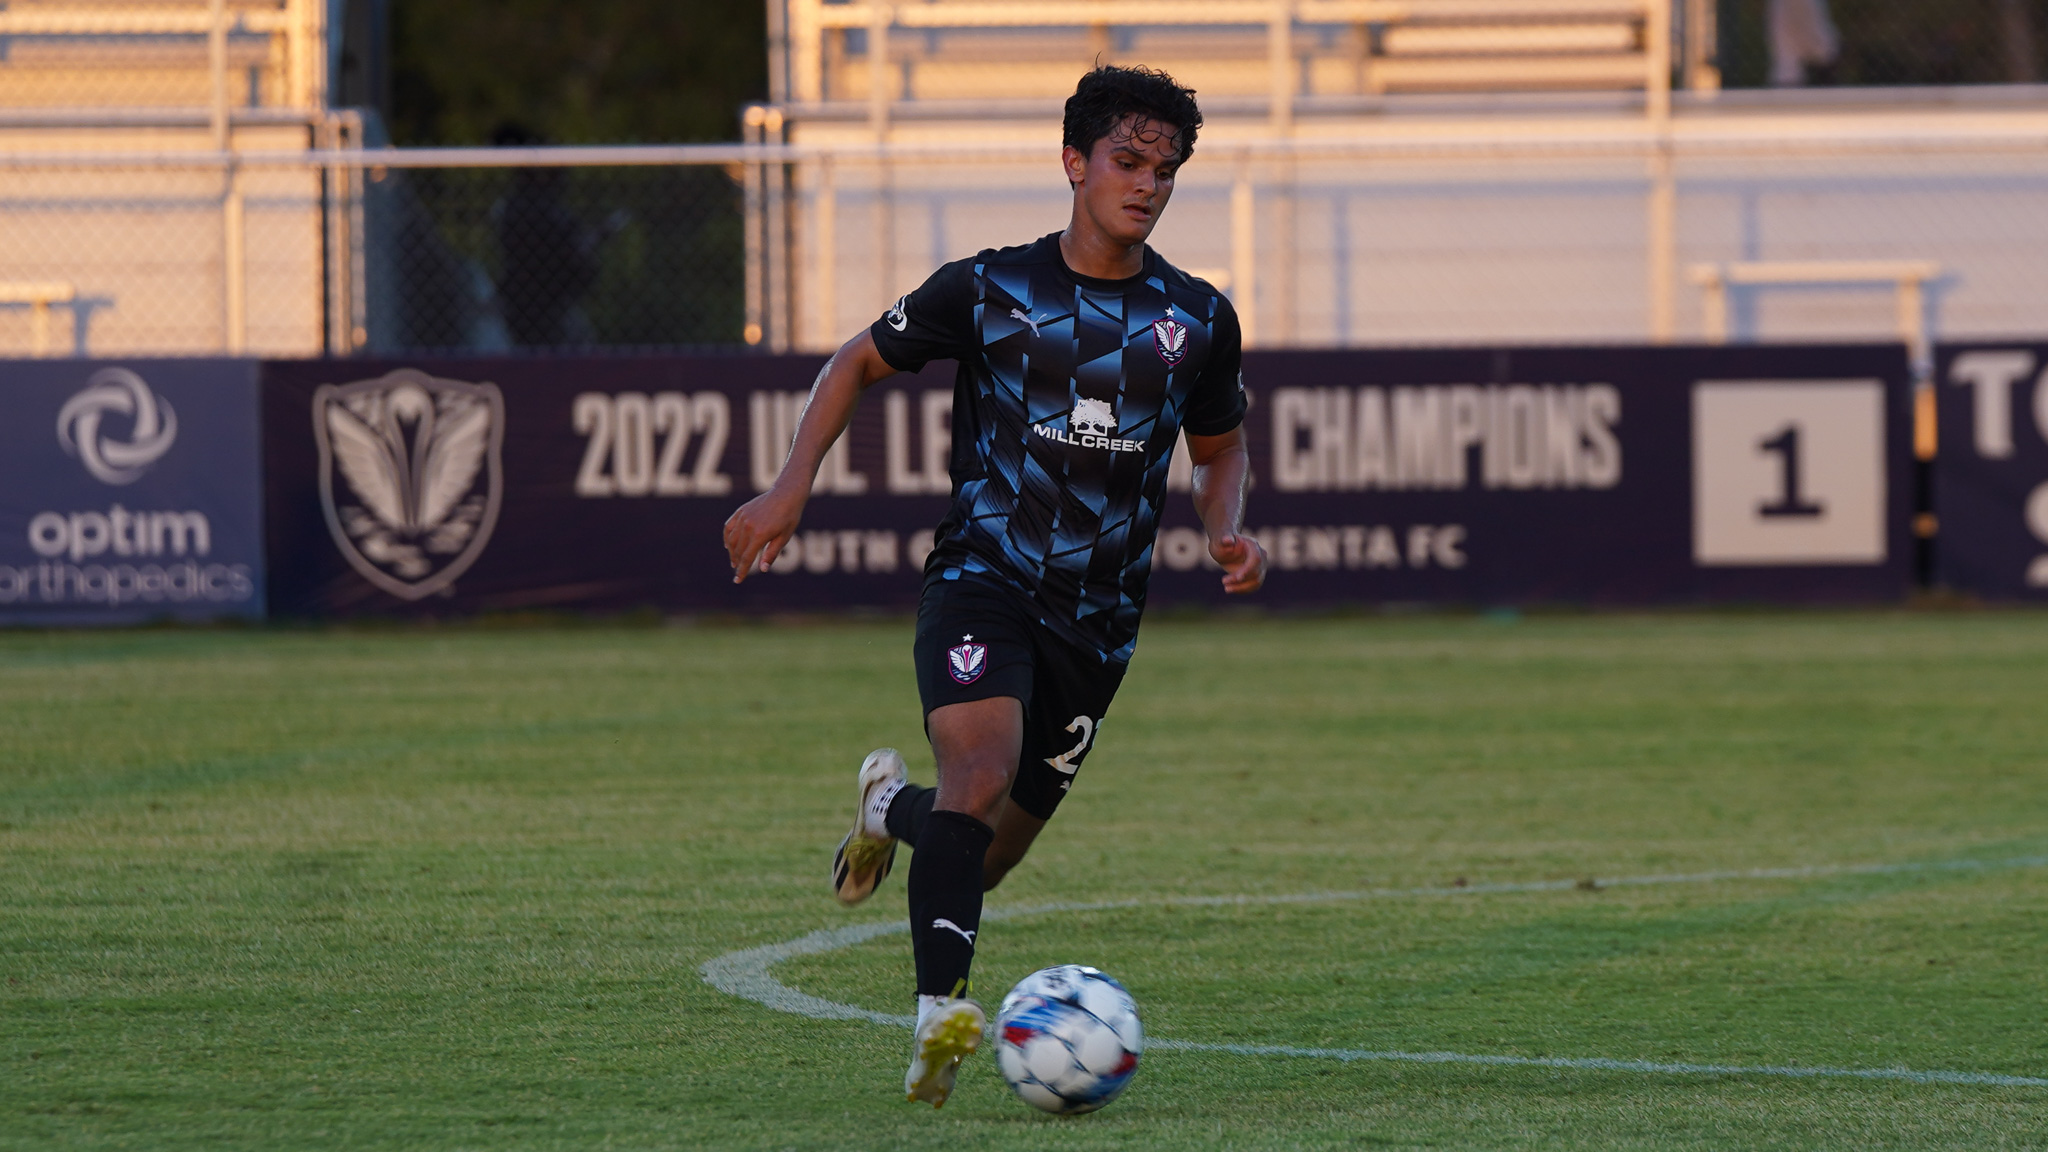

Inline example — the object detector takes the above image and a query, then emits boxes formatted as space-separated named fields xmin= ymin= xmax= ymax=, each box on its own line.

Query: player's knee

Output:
xmin=936 ymin=755 xmax=1017 ymax=824
xmin=982 ymin=855 xmax=1019 ymax=890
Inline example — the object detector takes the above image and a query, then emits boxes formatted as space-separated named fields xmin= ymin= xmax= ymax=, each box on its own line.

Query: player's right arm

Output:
xmin=725 ymin=258 xmax=976 ymax=583
xmin=722 ymin=330 xmax=899 ymax=583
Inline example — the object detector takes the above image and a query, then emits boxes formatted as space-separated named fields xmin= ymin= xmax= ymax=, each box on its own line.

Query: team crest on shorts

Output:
xmin=1151 ymin=314 xmax=1189 ymax=365
xmin=948 ymin=635 xmax=987 ymax=684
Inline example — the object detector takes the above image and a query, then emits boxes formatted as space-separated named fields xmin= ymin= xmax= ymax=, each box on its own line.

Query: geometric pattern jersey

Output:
xmin=871 ymin=232 xmax=1245 ymax=664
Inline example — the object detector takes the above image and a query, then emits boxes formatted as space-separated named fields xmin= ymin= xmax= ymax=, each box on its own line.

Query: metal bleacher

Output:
xmin=0 ymin=0 xmax=327 ymax=117
xmin=774 ymin=0 xmax=1705 ymax=130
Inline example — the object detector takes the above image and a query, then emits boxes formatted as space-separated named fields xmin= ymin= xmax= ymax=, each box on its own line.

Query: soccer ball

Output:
xmin=993 ymin=964 xmax=1143 ymax=1115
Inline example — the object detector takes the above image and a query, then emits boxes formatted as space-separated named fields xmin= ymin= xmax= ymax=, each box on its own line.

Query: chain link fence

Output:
xmin=5 ymin=1 xmax=2048 ymax=359
xmin=0 ymin=157 xmax=331 ymax=358
xmin=0 ymin=152 xmax=751 ymax=359
xmin=772 ymin=119 xmax=2048 ymax=356
xmin=360 ymin=163 xmax=746 ymax=353
xmin=6 ymin=131 xmax=2047 ymax=359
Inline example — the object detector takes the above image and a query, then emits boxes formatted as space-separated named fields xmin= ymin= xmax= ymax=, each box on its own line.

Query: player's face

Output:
xmin=1064 ymin=115 xmax=1183 ymax=248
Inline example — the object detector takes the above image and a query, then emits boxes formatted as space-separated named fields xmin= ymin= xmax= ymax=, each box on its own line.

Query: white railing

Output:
xmin=1691 ymin=260 xmax=1942 ymax=361
xmin=0 ymin=282 xmax=78 ymax=357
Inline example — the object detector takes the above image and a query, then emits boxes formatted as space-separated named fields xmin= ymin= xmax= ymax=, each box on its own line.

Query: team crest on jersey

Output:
xmin=947 ymin=636 xmax=987 ymax=684
xmin=1151 ymin=315 xmax=1189 ymax=365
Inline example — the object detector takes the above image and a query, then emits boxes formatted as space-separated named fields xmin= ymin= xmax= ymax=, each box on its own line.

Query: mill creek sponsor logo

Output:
xmin=1033 ymin=396 xmax=1147 ymax=453
xmin=1 ymin=504 xmax=251 ymax=605
xmin=314 ymin=369 xmax=504 ymax=601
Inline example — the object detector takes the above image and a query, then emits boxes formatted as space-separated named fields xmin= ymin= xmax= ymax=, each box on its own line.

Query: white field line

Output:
xmin=1142 ymin=1040 xmax=2048 ymax=1088
xmin=699 ymin=853 xmax=2048 ymax=1088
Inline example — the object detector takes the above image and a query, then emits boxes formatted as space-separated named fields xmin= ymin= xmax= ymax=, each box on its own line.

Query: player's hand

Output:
xmin=723 ymin=486 xmax=805 ymax=584
xmin=1209 ymin=531 xmax=1267 ymax=594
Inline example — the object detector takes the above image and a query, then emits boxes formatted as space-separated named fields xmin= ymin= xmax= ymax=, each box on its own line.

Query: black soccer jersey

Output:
xmin=870 ymin=232 xmax=1245 ymax=664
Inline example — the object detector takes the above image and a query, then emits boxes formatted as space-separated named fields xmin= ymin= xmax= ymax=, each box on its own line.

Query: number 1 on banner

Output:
xmin=1692 ymin=381 xmax=1886 ymax=566
xmin=1757 ymin=425 xmax=1825 ymax=519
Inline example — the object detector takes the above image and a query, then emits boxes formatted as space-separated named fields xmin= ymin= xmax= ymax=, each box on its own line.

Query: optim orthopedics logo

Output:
xmin=57 ymin=367 xmax=179 ymax=485
xmin=313 ymin=368 xmax=504 ymax=601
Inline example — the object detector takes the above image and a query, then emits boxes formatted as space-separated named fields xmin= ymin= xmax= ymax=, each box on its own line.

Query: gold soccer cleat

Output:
xmin=904 ymin=996 xmax=985 ymax=1108
xmin=831 ymin=747 xmax=908 ymax=906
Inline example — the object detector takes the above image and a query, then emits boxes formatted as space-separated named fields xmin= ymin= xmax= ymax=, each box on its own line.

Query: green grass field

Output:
xmin=5 ymin=613 xmax=2048 ymax=1150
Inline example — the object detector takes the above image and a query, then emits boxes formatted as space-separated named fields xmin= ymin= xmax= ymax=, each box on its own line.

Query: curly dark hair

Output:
xmin=1062 ymin=65 xmax=1202 ymax=167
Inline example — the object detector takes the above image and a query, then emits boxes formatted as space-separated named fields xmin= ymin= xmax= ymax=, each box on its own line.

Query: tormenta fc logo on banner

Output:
xmin=313 ymin=368 xmax=505 ymax=600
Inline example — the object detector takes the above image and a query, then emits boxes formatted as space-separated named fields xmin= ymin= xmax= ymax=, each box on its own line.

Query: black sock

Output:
xmin=884 ymin=783 xmax=936 ymax=843
xmin=907 ymin=809 xmax=994 ymax=998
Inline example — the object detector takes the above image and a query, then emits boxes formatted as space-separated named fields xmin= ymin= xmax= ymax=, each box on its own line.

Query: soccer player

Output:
xmin=722 ymin=65 xmax=1266 ymax=1108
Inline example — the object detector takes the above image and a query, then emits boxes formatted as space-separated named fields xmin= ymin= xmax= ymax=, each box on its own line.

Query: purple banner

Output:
xmin=262 ymin=345 xmax=1912 ymax=617
xmin=3 ymin=359 xmax=264 ymax=624
xmin=1935 ymin=343 xmax=2048 ymax=598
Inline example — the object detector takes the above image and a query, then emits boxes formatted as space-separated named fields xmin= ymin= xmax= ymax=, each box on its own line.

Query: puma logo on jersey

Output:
xmin=1009 ymin=308 xmax=1048 ymax=337
xmin=933 ymin=918 xmax=977 ymax=945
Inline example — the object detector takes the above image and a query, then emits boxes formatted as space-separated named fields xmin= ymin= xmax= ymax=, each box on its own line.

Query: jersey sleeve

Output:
xmin=1182 ymin=296 xmax=1246 ymax=437
xmin=868 ymin=258 xmax=977 ymax=373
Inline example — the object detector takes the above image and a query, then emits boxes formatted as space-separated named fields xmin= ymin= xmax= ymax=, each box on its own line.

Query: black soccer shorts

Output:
xmin=913 ymin=572 xmax=1127 ymax=821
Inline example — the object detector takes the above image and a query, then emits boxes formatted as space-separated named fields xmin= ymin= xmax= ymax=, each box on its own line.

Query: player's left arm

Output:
xmin=1186 ymin=427 xmax=1266 ymax=594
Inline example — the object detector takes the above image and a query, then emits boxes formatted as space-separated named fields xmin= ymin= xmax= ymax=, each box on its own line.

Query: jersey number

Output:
xmin=1044 ymin=716 xmax=1098 ymax=776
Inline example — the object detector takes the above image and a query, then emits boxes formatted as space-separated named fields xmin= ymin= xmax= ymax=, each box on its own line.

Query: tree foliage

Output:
xmin=389 ymin=0 xmax=767 ymax=145
xmin=1723 ymin=0 xmax=2048 ymax=88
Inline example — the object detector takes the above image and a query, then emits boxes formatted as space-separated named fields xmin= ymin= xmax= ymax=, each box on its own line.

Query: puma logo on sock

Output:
xmin=932 ymin=918 xmax=976 ymax=945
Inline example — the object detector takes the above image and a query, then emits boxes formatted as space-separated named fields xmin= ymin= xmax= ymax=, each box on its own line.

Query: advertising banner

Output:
xmin=0 ymin=360 xmax=264 ymax=623
xmin=262 ymin=345 xmax=1912 ymax=618
xmin=1171 ymin=344 xmax=1913 ymax=607
xmin=262 ymin=355 xmax=951 ymax=617
xmin=1934 ymin=343 xmax=2048 ymax=599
